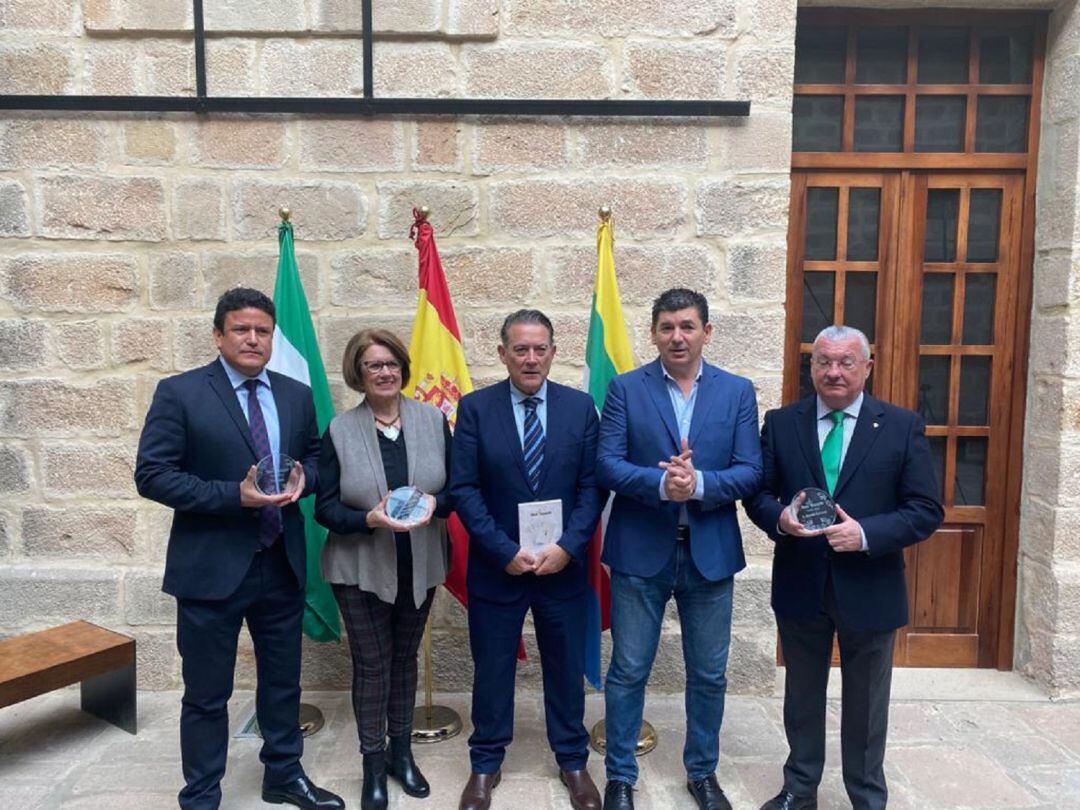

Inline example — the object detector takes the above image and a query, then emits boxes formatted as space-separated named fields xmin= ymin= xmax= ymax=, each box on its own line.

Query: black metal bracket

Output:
xmin=0 ymin=0 xmax=750 ymax=119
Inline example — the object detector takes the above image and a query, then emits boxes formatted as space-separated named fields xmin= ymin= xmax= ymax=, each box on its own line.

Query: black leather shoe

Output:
xmin=387 ymin=734 xmax=430 ymax=798
xmin=362 ymin=751 xmax=389 ymax=810
xmin=603 ymin=780 xmax=634 ymax=810
xmin=687 ymin=774 xmax=732 ymax=810
xmin=262 ymin=776 xmax=345 ymax=809
xmin=760 ymin=789 xmax=817 ymax=810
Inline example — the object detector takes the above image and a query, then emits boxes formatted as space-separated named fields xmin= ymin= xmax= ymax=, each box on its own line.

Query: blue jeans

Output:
xmin=604 ymin=541 xmax=734 ymax=784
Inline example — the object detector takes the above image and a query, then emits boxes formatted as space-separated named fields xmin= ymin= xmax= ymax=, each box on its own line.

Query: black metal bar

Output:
xmin=0 ymin=94 xmax=750 ymax=117
xmin=362 ymin=0 xmax=374 ymax=100
xmin=193 ymin=0 xmax=207 ymax=102
xmin=81 ymin=662 xmax=137 ymax=735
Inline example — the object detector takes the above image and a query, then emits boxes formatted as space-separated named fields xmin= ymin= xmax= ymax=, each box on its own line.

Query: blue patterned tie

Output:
xmin=245 ymin=379 xmax=281 ymax=547
xmin=522 ymin=396 xmax=544 ymax=495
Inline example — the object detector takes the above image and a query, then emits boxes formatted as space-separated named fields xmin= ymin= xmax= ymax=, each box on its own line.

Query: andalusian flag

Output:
xmin=404 ymin=208 xmax=473 ymax=608
xmin=268 ymin=217 xmax=341 ymax=643
xmin=583 ymin=213 xmax=635 ymax=689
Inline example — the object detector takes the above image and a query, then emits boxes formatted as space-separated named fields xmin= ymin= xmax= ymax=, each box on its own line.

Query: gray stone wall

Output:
xmin=0 ymin=0 xmax=794 ymax=692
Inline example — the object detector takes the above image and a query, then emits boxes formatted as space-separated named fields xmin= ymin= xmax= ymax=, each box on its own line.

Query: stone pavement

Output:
xmin=2 ymin=674 xmax=1078 ymax=809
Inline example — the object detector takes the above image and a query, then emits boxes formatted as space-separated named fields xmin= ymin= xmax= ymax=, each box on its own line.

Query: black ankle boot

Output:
xmin=386 ymin=734 xmax=430 ymax=798
xmin=361 ymin=751 xmax=388 ymax=810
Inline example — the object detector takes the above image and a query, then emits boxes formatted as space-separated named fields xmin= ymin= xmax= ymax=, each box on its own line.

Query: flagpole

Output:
xmin=587 ymin=204 xmax=657 ymax=758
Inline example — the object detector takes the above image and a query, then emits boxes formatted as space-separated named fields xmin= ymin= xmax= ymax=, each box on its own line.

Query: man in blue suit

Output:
xmin=135 ymin=288 xmax=343 ymax=810
xmin=745 ymin=325 xmax=943 ymax=810
xmin=597 ymin=288 xmax=762 ymax=810
xmin=451 ymin=309 xmax=606 ymax=810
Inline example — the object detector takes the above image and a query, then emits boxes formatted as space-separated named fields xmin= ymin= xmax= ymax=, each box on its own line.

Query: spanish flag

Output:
xmin=403 ymin=208 xmax=473 ymax=607
xmin=583 ymin=212 xmax=635 ymax=689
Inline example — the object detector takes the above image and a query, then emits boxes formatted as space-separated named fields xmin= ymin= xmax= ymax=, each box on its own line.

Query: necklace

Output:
xmin=374 ymin=413 xmax=401 ymax=441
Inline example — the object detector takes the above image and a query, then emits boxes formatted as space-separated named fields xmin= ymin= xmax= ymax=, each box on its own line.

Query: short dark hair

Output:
xmin=342 ymin=328 xmax=412 ymax=392
xmin=651 ymin=288 xmax=708 ymax=328
xmin=213 ymin=287 xmax=275 ymax=332
xmin=500 ymin=309 xmax=554 ymax=346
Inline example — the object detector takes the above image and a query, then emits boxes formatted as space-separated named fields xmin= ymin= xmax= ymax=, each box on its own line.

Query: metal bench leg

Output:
xmin=81 ymin=663 xmax=137 ymax=734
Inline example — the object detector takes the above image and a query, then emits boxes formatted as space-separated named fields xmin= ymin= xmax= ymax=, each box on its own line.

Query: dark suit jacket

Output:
xmin=449 ymin=379 xmax=605 ymax=604
xmin=135 ymin=359 xmax=320 ymax=601
xmin=745 ymin=393 xmax=944 ymax=632
xmin=596 ymin=359 xmax=763 ymax=581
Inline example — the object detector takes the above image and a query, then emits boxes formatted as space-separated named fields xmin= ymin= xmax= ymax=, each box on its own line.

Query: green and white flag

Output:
xmin=268 ymin=219 xmax=341 ymax=643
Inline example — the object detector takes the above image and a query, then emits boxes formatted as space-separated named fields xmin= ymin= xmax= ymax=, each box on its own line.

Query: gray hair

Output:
xmin=500 ymin=309 xmax=554 ymax=346
xmin=813 ymin=325 xmax=871 ymax=360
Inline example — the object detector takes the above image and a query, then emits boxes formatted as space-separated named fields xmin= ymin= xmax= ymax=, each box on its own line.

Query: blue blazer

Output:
xmin=744 ymin=394 xmax=944 ymax=632
xmin=450 ymin=379 xmax=605 ymax=604
xmin=135 ymin=360 xmax=320 ymax=601
xmin=597 ymin=359 xmax=763 ymax=581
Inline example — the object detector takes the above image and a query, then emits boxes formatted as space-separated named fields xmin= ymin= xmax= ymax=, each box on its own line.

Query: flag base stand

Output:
xmin=410 ymin=614 xmax=463 ymax=744
xmin=589 ymin=719 xmax=657 ymax=756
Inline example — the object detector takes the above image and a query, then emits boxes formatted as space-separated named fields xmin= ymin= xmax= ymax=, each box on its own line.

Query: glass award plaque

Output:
xmin=387 ymin=485 xmax=430 ymax=527
xmin=255 ymin=454 xmax=300 ymax=496
xmin=795 ymin=487 xmax=836 ymax=533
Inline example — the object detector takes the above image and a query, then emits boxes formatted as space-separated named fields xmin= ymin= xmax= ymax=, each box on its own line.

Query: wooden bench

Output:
xmin=0 ymin=621 xmax=137 ymax=734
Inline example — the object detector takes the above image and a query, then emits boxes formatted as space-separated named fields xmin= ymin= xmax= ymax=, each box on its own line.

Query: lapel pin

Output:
xmin=873 ymin=422 xmax=879 ymax=429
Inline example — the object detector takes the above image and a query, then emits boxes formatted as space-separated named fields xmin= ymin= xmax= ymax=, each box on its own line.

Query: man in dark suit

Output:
xmin=745 ymin=325 xmax=944 ymax=810
xmin=597 ymin=288 xmax=762 ymax=810
xmin=450 ymin=309 xmax=606 ymax=810
xmin=135 ymin=288 xmax=343 ymax=810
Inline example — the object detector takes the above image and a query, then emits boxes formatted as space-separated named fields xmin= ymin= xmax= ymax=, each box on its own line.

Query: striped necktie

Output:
xmin=522 ymin=396 xmax=544 ymax=495
xmin=245 ymin=379 xmax=281 ymax=547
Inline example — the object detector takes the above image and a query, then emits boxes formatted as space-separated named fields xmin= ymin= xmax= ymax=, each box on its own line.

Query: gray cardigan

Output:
xmin=319 ymin=396 xmax=450 ymax=608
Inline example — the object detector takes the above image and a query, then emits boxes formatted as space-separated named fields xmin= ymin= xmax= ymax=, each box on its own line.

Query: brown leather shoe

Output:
xmin=458 ymin=771 xmax=501 ymax=810
xmin=561 ymin=768 xmax=602 ymax=810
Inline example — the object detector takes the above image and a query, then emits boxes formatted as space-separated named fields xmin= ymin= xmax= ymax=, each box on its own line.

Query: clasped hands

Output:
xmin=659 ymin=438 xmax=697 ymax=502
xmin=779 ymin=491 xmax=864 ymax=553
xmin=239 ymin=462 xmax=305 ymax=508
xmin=504 ymin=544 xmax=570 ymax=577
xmin=365 ymin=492 xmax=436 ymax=532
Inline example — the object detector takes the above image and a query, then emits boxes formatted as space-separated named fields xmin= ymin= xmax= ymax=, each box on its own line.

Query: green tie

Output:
xmin=821 ymin=410 xmax=845 ymax=495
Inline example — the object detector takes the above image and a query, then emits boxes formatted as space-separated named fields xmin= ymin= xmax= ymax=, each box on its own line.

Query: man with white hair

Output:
xmin=745 ymin=325 xmax=943 ymax=810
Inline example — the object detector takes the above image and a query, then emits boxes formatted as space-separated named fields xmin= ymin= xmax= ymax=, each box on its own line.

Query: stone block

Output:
xmin=0 ymin=511 xmax=10 ymax=556
xmin=42 ymin=441 xmax=137 ymax=498
xmin=0 ymin=444 xmax=31 ymax=495
xmin=261 ymin=40 xmax=364 ymax=98
xmin=374 ymin=43 xmax=458 ymax=98
xmin=708 ymin=312 xmax=787 ymax=374
xmin=727 ymin=239 xmax=789 ymax=302
xmin=0 ymin=119 xmax=107 ymax=170
xmin=887 ymin=747 xmax=1037 ymax=807
xmin=1028 ymin=315 xmax=1071 ymax=377
xmin=0 ymin=319 xmax=47 ymax=371
xmin=747 ymin=0 xmax=797 ymax=34
xmin=491 ymin=178 xmax=687 ymax=238
xmin=372 ymin=0 xmax=442 ymax=34
xmin=697 ymin=177 xmax=791 ymax=238
xmin=0 ymin=378 xmax=136 ymax=436
xmin=191 ymin=118 xmax=288 ymax=169
xmin=204 ymin=0 xmax=303 ymax=31
xmin=505 ymin=0 xmax=736 ymax=37
xmin=732 ymin=563 xmax=775 ymax=630
xmin=232 ymin=179 xmax=367 ymax=241
xmin=121 ymin=120 xmax=177 ymax=165
xmin=172 ymin=317 xmax=218 ymax=371
xmin=112 ymin=318 xmax=171 ymax=369
xmin=548 ymin=243 xmax=718 ymax=307
xmin=0 ymin=0 xmax=76 ymax=31
xmin=717 ymin=111 xmax=794 ymax=172
xmin=329 ymin=249 xmax=417 ymax=308
xmin=143 ymin=40 xmax=196 ymax=95
xmin=446 ymin=0 xmax=499 ymax=37
xmin=413 ymin=120 xmax=463 ymax=171
xmin=472 ymin=121 xmax=568 ymax=174
xmin=441 ymin=247 xmax=538 ymax=306
xmin=1045 ymin=53 xmax=1080 ymax=124
xmin=173 ymin=178 xmax=227 ymax=241
xmin=149 ymin=253 xmax=199 ymax=311
xmin=0 ymin=44 xmax=73 ymax=93
xmin=83 ymin=0 xmax=192 ymax=31
xmin=728 ymin=627 xmax=779 ymax=696
xmin=577 ymin=122 xmax=708 ymax=169
xmin=0 ymin=179 xmax=29 ymax=237
xmin=731 ymin=46 xmax=796 ymax=105
xmin=52 ymin=320 xmax=107 ymax=371
xmin=298 ymin=119 xmax=405 ymax=172
xmin=377 ymin=180 xmax=479 ymax=239
xmin=38 ymin=175 xmax=167 ymax=242
xmin=201 ymin=250 xmax=321 ymax=308
xmin=130 ymin=629 xmax=180 ymax=690
xmin=1 ymin=253 xmax=138 ymax=313
xmin=1033 ymin=252 xmax=1080 ymax=312
xmin=295 ymin=634 xmax=352 ymax=690
xmin=753 ymin=375 xmax=784 ymax=415
xmin=464 ymin=43 xmax=611 ymax=99
xmin=123 ymin=569 xmax=176 ymax=626
xmin=624 ymin=41 xmax=727 ymax=100
xmin=0 ymin=566 xmax=122 ymax=629
xmin=320 ymin=315 xmax=415 ymax=373
xmin=23 ymin=506 xmax=138 ymax=558
xmin=205 ymin=39 xmax=257 ymax=96
xmin=84 ymin=43 xmax=138 ymax=95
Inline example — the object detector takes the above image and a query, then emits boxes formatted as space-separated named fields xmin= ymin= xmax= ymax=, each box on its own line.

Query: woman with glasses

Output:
xmin=315 ymin=328 xmax=452 ymax=810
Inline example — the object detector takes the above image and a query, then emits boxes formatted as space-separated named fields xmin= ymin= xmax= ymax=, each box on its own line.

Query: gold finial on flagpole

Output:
xmin=599 ymin=205 xmax=612 ymax=221
xmin=279 ymin=207 xmax=291 ymax=222
xmin=417 ymin=205 xmax=431 ymax=221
